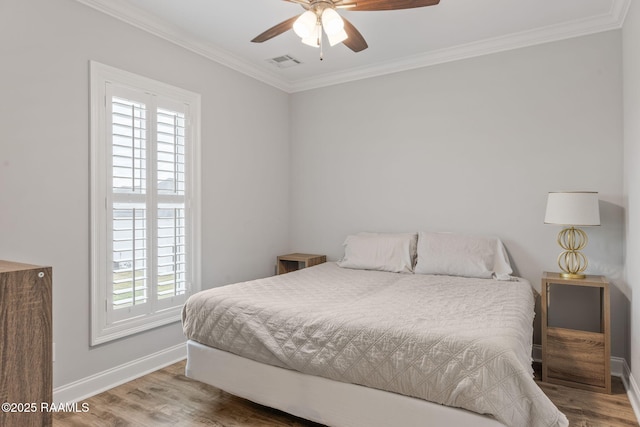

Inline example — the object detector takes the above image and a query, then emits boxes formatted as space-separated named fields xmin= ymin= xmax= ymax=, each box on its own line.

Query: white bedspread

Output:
xmin=182 ymin=262 xmax=568 ymax=427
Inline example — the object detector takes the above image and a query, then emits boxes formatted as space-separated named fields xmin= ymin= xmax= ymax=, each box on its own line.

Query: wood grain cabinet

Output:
xmin=541 ymin=271 xmax=610 ymax=394
xmin=277 ymin=253 xmax=326 ymax=275
xmin=0 ymin=261 xmax=53 ymax=427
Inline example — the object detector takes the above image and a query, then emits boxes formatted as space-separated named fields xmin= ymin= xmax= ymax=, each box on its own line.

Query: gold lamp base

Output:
xmin=556 ymin=227 xmax=589 ymax=279
xmin=559 ymin=272 xmax=586 ymax=279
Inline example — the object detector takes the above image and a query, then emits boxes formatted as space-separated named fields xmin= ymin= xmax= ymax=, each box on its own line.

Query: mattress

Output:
xmin=182 ymin=262 xmax=568 ymax=427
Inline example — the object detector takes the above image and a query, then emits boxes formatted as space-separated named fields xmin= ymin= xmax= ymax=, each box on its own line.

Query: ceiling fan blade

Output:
xmin=251 ymin=16 xmax=299 ymax=43
xmin=342 ymin=17 xmax=368 ymax=52
xmin=348 ymin=0 xmax=439 ymax=11
xmin=282 ymin=0 xmax=310 ymax=6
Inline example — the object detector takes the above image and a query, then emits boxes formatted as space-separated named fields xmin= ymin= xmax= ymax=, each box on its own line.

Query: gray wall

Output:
xmin=290 ymin=31 xmax=627 ymax=358
xmin=623 ymin=0 xmax=640 ymax=376
xmin=0 ymin=0 xmax=290 ymax=387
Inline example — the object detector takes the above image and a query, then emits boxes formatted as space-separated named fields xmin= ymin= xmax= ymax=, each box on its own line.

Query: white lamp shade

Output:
xmin=544 ymin=191 xmax=600 ymax=226
xmin=321 ymin=8 xmax=344 ymax=36
xmin=293 ymin=10 xmax=317 ymax=38
xmin=327 ymin=28 xmax=348 ymax=46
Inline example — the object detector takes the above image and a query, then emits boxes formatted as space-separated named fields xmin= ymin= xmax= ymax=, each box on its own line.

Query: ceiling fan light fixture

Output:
xmin=301 ymin=24 xmax=321 ymax=47
xmin=321 ymin=7 xmax=344 ymax=36
xmin=327 ymin=28 xmax=348 ymax=46
xmin=293 ymin=10 xmax=317 ymax=38
xmin=252 ymin=0 xmax=443 ymax=54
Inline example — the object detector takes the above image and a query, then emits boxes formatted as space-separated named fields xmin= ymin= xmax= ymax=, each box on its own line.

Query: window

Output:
xmin=90 ymin=62 xmax=201 ymax=345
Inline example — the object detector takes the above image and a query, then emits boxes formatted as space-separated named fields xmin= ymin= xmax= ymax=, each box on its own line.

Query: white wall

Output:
xmin=290 ymin=31 xmax=626 ymax=358
xmin=623 ymin=0 xmax=640 ymax=377
xmin=0 ymin=0 xmax=290 ymax=388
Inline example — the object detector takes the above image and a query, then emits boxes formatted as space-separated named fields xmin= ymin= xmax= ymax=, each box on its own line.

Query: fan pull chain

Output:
xmin=312 ymin=19 xmax=323 ymax=61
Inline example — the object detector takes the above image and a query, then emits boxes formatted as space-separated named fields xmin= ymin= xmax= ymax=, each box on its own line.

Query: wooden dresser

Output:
xmin=0 ymin=261 xmax=52 ymax=427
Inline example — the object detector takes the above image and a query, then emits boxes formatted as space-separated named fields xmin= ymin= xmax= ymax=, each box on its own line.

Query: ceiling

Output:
xmin=76 ymin=0 xmax=629 ymax=92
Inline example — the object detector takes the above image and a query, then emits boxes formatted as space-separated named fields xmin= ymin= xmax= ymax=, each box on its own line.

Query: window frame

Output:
xmin=90 ymin=61 xmax=201 ymax=346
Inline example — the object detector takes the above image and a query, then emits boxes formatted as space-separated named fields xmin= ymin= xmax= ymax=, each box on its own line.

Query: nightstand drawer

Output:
xmin=546 ymin=327 xmax=606 ymax=388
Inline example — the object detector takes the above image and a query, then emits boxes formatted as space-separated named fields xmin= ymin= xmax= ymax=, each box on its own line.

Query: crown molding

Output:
xmin=289 ymin=0 xmax=632 ymax=92
xmin=75 ymin=0 xmax=630 ymax=94
xmin=74 ymin=0 xmax=295 ymax=92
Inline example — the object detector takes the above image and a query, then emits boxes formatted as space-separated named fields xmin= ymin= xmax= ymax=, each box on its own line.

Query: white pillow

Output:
xmin=414 ymin=231 xmax=513 ymax=280
xmin=337 ymin=232 xmax=417 ymax=273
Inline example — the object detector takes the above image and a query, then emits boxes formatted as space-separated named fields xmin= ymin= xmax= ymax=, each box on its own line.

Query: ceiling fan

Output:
xmin=252 ymin=0 xmax=440 ymax=56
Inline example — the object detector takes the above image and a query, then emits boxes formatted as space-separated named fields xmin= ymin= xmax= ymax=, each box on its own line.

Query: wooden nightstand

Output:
xmin=541 ymin=271 xmax=611 ymax=394
xmin=277 ymin=253 xmax=326 ymax=275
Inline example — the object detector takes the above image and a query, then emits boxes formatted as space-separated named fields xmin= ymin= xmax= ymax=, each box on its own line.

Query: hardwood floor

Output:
xmin=535 ymin=371 xmax=638 ymax=426
xmin=53 ymin=360 xmax=638 ymax=427
xmin=53 ymin=361 xmax=320 ymax=427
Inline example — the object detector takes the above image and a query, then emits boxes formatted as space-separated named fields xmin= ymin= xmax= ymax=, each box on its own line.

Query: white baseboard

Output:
xmin=533 ymin=344 xmax=542 ymax=363
xmin=611 ymin=356 xmax=627 ymax=378
xmin=53 ymin=342 xmax=187 ymax=404
xmin=620 ymin=359 xmax=640 ymax=421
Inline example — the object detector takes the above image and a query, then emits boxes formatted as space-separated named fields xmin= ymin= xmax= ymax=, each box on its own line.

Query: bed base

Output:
xmin=185 ymin=340 xmax=505 ymax=427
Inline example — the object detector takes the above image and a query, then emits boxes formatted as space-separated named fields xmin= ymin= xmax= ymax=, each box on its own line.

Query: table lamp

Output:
xmin=544 ymin=191 xmax=600 ymax=279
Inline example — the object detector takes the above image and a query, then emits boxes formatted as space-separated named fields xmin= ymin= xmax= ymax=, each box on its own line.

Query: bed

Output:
xmin=182 ymin=232 xmax=569 ymax=427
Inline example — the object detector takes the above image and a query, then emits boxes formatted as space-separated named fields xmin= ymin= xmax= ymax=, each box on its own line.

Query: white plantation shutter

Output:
xmin=154 ymin=105 xmax=189 ymax=311
xmin=91 ymin=62 xmax=201 ymax=345
xmin=109 ymin=93 xmax=149 ymax=323
xmin=111 ymin=96 xmax=147 ymax=193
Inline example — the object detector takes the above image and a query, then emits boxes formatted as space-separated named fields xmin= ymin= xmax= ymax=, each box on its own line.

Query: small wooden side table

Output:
xmin=541 ymin=271 xmax=610 ymax=393
xmin=277 ymin=253 xmax=326 ymax=275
